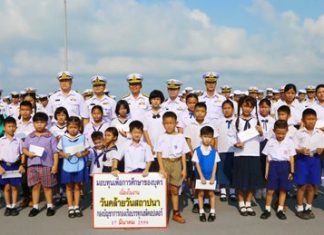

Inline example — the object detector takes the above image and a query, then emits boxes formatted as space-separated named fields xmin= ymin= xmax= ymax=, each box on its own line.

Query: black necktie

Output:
xmin=189 ymin=112 xmax=194 ymax=118
xmin=243 ymin=119 xmax=251 ymax=131
xmin=226 ymin=119 xmax=233 ymax=129
xmin=261 ymin=119 xmax=268 ymax=131
xmin=94 ymin=150 xmax=106 ymax=168
xmin=152 ymin=113 xmax=160 ymax=119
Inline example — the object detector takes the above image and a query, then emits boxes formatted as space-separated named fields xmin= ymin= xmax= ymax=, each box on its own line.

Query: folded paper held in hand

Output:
xmin=29 ymin=145 xmax=45 ymax=157
xmin=238 ymin=128 xmax=259 ymax=143
xmin=1 ymin=170 xmax=22 ymax=179
xmin=65 ymin=144 xmax=85 ymax=155
xmin=195 ymin=179 xmax=216 ymax=190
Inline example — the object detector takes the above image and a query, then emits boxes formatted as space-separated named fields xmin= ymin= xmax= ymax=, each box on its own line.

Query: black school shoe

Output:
xmin=304 ymin=209 xmax=315 ymax=219
xmin=192 ymin=204 xmax=199 ymax=213
xmin=68 ymin=209 xmax=75 ymax=218
xmin=47 ymin=207 xmax=56 ymax=216
xmin=220 ymin=194 xmax=227 ymax=202
xmin=199 ymin=213 xmax=207 ymax=222
xmin=28 ymin=208 xmax=40 ymax=217
xmin=11 ymin=208 xmax=19 ymax=216
xmin=239 ymin=207 xmax=248 ymax=216
xmin=260 ymin=210 xmax=271 ymax=219
xmin=4 ymin=208 xmax=11 ymax=216
xmin=295 ymin=211 xmax=309 ymax=220
xmin=276 ymin=210 xmax=287 ymax=220
xmin=208 ymin=213 xmax=216 ymax=222
xmin=74 ymin=208 xmax=83 ymax=217
xmin=246 ymin=207 xmax=256 ymax=216
xmin=203 ymin=203 xmax=211 ymax=213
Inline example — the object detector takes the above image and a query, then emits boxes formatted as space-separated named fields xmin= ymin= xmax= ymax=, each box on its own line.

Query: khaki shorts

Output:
xmin=162 ymin=158 xmax=182 ymax=187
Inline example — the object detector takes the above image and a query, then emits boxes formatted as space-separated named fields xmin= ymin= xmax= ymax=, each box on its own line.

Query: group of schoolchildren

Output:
xmin=0 ymin=76 xmax=323 ymax=225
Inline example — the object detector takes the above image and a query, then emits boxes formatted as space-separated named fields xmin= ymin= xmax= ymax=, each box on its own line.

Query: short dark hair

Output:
xmin=4 ymin=116 xmax=17 ymax=126
xmin=186 ymin=93 xmax=198 ymax=103
xmin=33 ymin=112 xmax=49 ymax=122
xmin=115 ymin=100 xmax=130 ymax=115
xmin=200 ymin=126 xmax=214 ymax=136
xmin=91 ymin=131 xmax=104 ymax=142
xmin=277 ymin=105 xmax=291 ymax=116
xmin=105 ymin=127 xmax=119 ymax=138
xmin=54 ymin=106 xmax=69 ymax=120
xmin=91 ymin=105 xmax=103 ymax=114
xmin=20 ymin=101 xmax=33 ymax=110
xmin=67 ymin=116 xmax=81 ymax=127
xmin=149 ymin=90 xmax=165 ymax=104
xmin=273 ymin=120 xmax=288 ymax=130
xmin=302 ymin=108 xmax=317 ymax=119
xmin=129 ymin=120 xmax=144 ymax=132
xmin=316 ymin=84 xmax=324 ymax=93
xmin=194 ymin=102 xmax=207 ymax=111
xmin=162 ymin=111 xmax=177 ymax=121
xmin=222 ymin=99 xmax=234 ymax=109
xmin=259 ymin=98 xmax=271 ymax=107
xmin=284 ymin=83 xmax=297 ymax=93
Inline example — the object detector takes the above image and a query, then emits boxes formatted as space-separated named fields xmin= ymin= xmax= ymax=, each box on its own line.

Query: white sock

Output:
xmin=277 ymin=206 xmax=283 ymax=212
xmin=204 ymin=198 xmax=209 ymax=204
xmin=47 ymin=203 xmax=53 ymax=208
xmin=210 ymin=208 xmax=215 ymax=214
xmin=229 ymin=188 xmax=235 ymax=195
xmin=265 ymin=206 xmax=271 ymax=212
xmin=199 ymin=209 xmax=205 ymax=214
xmin=296 ymin=205 xmax=304 ymax=212
xmin=11 ymin=204 xmax=16 ymax=209
xmin=305 ymin=204 xmax=312 ymax=210
xmin=193 ymin=199 xmax=199 ymax=205
xmin=74 ymin=205 xmax=79 ymax=209
xmin=68 ymin=206 xmax=74 ymax=210
xmin=239 ymin=201 xmax=245 ymax=208
xmin=33 ymin=204 xmax=39 ymax=210
xmin=245 ymin=201 xmax=251 ymax=208
xmin=220 ymin=188 xmax=226 ymax=194
xmin=6 ymin=204 xmax=11 ymax=208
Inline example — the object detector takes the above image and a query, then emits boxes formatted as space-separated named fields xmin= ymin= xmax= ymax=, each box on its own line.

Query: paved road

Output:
xmin=1 ymin=186 xmax=323 ymax=235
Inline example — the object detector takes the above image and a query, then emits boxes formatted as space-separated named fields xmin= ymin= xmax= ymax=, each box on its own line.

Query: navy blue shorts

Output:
xmin=295 ymin=155 xmax=322 ymax=186
xmin=216 ymin=152 xmax=234 ymax=186
xmin=0 ymin=162 xmax=21 ymax=186
xmin=266 ymin=161 xmax=292 ymax=191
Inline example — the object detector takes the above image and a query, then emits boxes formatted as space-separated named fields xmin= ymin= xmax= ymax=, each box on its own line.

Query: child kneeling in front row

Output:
xmin=260 ymin=120 xmax=295 ymax=220
xmin=192 ymin=126 xmax=220 ymax=222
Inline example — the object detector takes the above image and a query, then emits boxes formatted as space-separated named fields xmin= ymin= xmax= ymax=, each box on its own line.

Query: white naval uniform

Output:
xmin=161 ymin=97 xmax=187 ymax=118
xmin=199 ymin=91 xmax=226 ymax=121
xmin=122 ymin=93 xmax=149 ymax=121
xmin=85 ymin=95 xmax=116 ymax=125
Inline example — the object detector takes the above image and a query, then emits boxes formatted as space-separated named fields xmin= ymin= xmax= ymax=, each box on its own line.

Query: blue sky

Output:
xmin=0 ymin=0 xmax=324 ymax=98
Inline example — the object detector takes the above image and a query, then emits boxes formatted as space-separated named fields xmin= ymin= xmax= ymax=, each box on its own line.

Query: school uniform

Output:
xmin=83 ymin=121 xmax=110 ymax=147
xmin=262 ymin=137 xmax=296 ymax=191
xmin=8 ymin=103 xmax=20 ymax=119
xmin=307 ymin=101 xmax=324 ymax=121
xmin=15 ymin=118 xmax=35 ymax=140
xmin=192 ymin=145 xmax=220 ymax=181
xmin=155 ymin=133 xmax=190 ymax=187
xmin=0 ymin=136 xmax=22 ymax=186
xmin=293 ymin=128 xmax=324 ymax=186
xmin=57 ymin=133 xmax=89 ymax=184
xmin=177 ymin=109 xmax=195 ymax=129
xmin=0 ymin=100 xmax=8 ymax=116
xmin=229 ymin=117 xmax=264 ymax=190
xmin=215 ymin=117 xmax=235 ymax=186
xmin=110 ymin=118 xmax=133 ymax=150
xmin=85 ymin=95 xmax=116 ymax=125
xmin=49 ymin=124 xmax=66 ymax=139
xmin=115 ymin=140 xmax=153 ymax=173
xmin=272 ymin=99 xmax=304 ymax=126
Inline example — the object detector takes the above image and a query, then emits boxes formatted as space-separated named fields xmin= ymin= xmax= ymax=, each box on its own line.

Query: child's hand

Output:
xmin=181 ymin=169 xmax=187 ymax=181
xmin=142 ymin=170 xmax=149 ymax=177
xmin=288 ymin=172 xmax=294 ymax=181
xmin=316 ymin=148 xmax=323 ymax=155
xmin=63 ymin=153 xmax=70 ymax=159
xmin=234 ymin=143 xmax=244 ymax=149
xmin=264 ymin=173 xmax=268 ymax=180
xmin=301 ymin=147 xmax=311 ymax=156
xmin=75 ymin=152 xmax=82 ymax=158
xmin=119 ymin=130 xmax=127 ymax=138
xmin=201 ymin=177 xmax=206 ymax=185
xmin=51 ymin=165 xmax=58 ymax=174
xmin=0 ymin=166 xmax=5 ymax=175
xmin=18 ymin=165 xmax=25 ymax=174
xmin=256 ymin=125 xmax=263 ymax=136
xmin=27 ymin=151 xmax=36 ymax=158
xmin=159 ymin=170 xmax=167 ymax=179
xmin=112 ymin=170 xmax=120 ymax=177
xmin=209 ymin=177 xmax=215 ymax=185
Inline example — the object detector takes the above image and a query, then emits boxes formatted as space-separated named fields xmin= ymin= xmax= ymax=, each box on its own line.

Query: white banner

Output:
xmin=93 ymin=173 xmax=167 ymax=229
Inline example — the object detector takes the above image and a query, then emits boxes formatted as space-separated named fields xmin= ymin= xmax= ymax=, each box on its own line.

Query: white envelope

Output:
xmin=29 ymin=145 xmax=45 ymax=157
xmin=195 ymin=180 xmax=216 ymax=190
xmin=315 ymin=120 xmax=324 ymax=129
xmin=1 ymin=170 xmax=22 ymax=179
xmin=65 ymin=144 xmax=85 ymax=155
xmin=238 ymin=128 xmax=259 ymax=143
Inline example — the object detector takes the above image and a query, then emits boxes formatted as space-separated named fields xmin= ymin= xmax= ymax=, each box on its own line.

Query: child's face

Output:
xmin=56 ymin=112 xmax=67 ymax=125
xmin=130 ymin=128 xmax=143 ymax=142
xmin=222 ymin=103 xmax=234 ymax=118
xmin=242 ymin=102 xmax=253 ymax=117
xmin=150 ymin=97 xmax=161 ymax=109
xmin=104 ymin=131 xmax=116 ymax=145
xmin=163 ymin=117 xmax=177 ymax=134
xmin=274 ymin=127 xmax=288 ymax=142
xmin=201 ymin=134 xmax=213 ymax=146
xmin=259 ymin=103 xmax=270 ymax=117
xmin=67 ymin=123 xmax=79 ymax=136
xmin=92 ymin=109 xmax=103 ymax=123
xmin=316 ymin=87 xmax=324 ymax=102
xmin=303 ymin=114 xmax=317 ymax=130
xmin=4 ymin=123 xmax=17 ymax=136
xmin=284 ymin=89 xmax=296 ymax=103
xmin=194 ymin=107 xmax=206 ymax=122
xmin=34 ymin=120 xmax=47 ymax=132
xmin=20 ymin=106 xmax=32 ymax=119
xmin=118 ymin=105 xmax=128 ymax=118
xmin=186 ymin=97 xmax=198 ymax=112
xmin=278 ymin=112 xmax=289 ymax=122
xmin=94 ymin=138 xmax=105 ymax=150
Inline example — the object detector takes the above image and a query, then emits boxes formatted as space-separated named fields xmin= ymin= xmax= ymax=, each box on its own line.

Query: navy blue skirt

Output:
xmin=0 ymin=162 xmax=21 ymax=186
xmin=233 ymin=156 xmax=263 ymax=191
xmin=60 ymin=166 xmax=89 ymax=184
xmin=216 ymin=152 xmax=234 ymax=186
